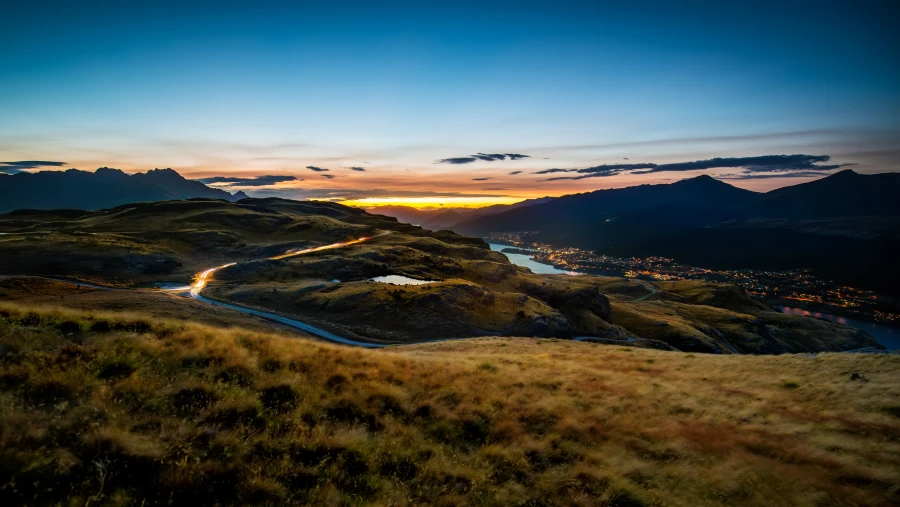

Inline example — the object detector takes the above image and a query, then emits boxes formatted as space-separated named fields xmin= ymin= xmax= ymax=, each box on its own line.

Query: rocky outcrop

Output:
xmin=550 ymin=286 xmax=611 ymax=322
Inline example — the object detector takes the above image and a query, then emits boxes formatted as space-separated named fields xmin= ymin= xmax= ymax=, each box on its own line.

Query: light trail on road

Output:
xmin=189 ymin=231 xmax=391 ymax=296
xmin=25 ymin=229 xmax=648 ymax=349
xmin=177 ymin=232 xmax=394 ymax=347
xmin=269 ymin=234 xmax=380 ymax=260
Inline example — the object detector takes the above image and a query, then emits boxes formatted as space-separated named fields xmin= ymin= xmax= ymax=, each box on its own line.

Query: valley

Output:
xmin=0 ymin=197 xmax=885 ymax=354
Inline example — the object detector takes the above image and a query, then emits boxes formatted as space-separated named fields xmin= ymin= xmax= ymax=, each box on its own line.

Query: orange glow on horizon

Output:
xmin=339 ymin=196 xmax=525 ymax=209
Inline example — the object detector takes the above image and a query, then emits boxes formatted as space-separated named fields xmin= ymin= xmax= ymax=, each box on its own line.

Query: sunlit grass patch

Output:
xmin=0 ymin=303 xmax=898 ymax=506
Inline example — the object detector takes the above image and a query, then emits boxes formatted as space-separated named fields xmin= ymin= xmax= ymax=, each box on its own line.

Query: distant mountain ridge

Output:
xmin=367 ymin=197 xmax=554 ymax=230
xmin=455 ymin=175 xmax=757 ymax=237
xmin=0 ymin=167 xmax=244 ymax=212
xmin=735 ymin=169 xmax=900 ymax=219
xmin=453 ymin=170 xmax=900 ymax=296
xmin=364 ymin=205 xmax=446 ymax=226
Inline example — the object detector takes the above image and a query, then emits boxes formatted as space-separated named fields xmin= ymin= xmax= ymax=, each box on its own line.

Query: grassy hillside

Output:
xmin=1 ymin=305 xmax=898 ymax=506
xmin=0 ymin=198 xmax=479 ymax=287
xmin=0 ymin=198 xmax=884 ymax=353
xmin=0 ymin=276 xmax=310 ymax=336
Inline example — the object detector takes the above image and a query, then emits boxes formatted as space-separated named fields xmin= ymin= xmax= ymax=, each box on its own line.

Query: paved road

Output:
xmin=15 ymin=230 xmax=640 ymax=349
xmin=190 ymin=292 xmax=387 ymax=348
xmin=182 ymin=232 xmax=394 ymax=347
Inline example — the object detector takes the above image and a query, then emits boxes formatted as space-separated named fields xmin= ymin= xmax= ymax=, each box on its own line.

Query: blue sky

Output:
xmin=2 ymin=1 xmax=898 ymax=205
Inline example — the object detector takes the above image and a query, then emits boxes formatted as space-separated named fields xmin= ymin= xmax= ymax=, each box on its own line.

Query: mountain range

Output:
xmin=452 ymin=170 xmax=900 ymax=296
xmin=0 ymin=167 xmax=245 ymax=212
xmin=3 ymin=167 xmax=897 ymax=295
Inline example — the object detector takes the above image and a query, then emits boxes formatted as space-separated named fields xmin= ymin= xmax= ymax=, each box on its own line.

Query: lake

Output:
xmin=489 ymin=243 xmax=580 ymax=276
xmin=778 ymin=306 xmax=899 ymax=350
xmin=490 ymin=242 xmax=898 ymax=349
xmin=370 ymin=275 xmax=435 ymax=285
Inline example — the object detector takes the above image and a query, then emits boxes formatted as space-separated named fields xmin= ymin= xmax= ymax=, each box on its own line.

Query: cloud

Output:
xmin=508 ymin=171 xmax=523 ymax=175
xmin=306 ymin=166 xmax=329 ymax=172
xmin=197 ymin=175 xmax=297 ymax=187
xmin=436 ymin=153 xmax=530 ymax=164
xmin=650 ymin=155 xmax=846 ymax=173
xmin=348 ymin=167 xmax=366 ymax=172
xmin=534 ymin=168 xmax=573 ymax=175
xmin=320 ymin=174 xmax=336 ymax=179
xmin=539 ymin=155 xmax=851 ymax=181
xmin=472 ymin=177 xmax=491 ymax=181
xmin=718 ymin=170 xmax=836 ymax=180
xmin=436 ymin=157 xmax=477 ymax=164
xmin=482 ymin=187 xmax=508 ymax=190
xmin=0 ymin=160 xmax=67 ymax=174
xmin=542 ymin=163 xmax=659 ymax=180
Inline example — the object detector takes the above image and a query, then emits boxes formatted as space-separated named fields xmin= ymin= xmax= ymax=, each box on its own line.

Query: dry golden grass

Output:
xmin=0 ymin=276 xmax=311 ymax=336
xmin=1 ymin=303 xmax=898 ymax=506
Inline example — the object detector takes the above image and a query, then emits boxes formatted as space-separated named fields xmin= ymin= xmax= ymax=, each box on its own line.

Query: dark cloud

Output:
xmin=320 ymin=174 xmax=336 ymax=179
xmin=540 ymin=155 xmax=850 ymax=181
xmin=651 ymin=155 xmax=845 ymax=173
xmin=473 ymin=153 xmax=507 ymax=162
xmin=508 ymin=171 xmax=523 ymax=175
xmin=538 ymin=163 xmax=657 ymax=179
xmin=534 ymin=168 xmax=573 ymax=175
xmin=436 ymin=157 xmax=477 ymax=164
xmin=472 ymin=177 xmax=491 ymax=181
xmin=306 ymin=166 xmax=329 ymax=172
xmin=437 ymin=153 xmax=530 ymax=164
xmin=718 ymin=170 xmax=835 ymax=180
xmin=0 ymin=160 xmax=67 ymax=174
xmin=197 ymin=175 xmax=297 ymax=187
xmin=348 ymin=167 xmax=366 ymax=172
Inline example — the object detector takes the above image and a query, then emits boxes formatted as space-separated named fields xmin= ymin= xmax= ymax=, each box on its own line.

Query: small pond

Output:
xmin=370 ymin=275 xmax=436 ymax=285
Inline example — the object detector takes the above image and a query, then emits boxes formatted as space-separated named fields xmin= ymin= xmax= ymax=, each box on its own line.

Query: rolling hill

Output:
xmin=0 ymin=197 xmax=882 ymax=353
xmin=0 ymin=304 xmax=896 ymax=506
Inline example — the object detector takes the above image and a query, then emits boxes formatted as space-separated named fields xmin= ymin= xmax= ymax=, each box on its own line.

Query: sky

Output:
xmin=2 ymin=1 xmax=899 ymax=208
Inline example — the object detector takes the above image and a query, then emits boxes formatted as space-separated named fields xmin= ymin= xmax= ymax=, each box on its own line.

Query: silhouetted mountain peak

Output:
xmin=0 ymin=167 xmax=238 ymax=212
xmin=141 ymin=168 xmax=184 ymax=181
xmin=674 ymin=174 xmax=731 ymax=188
xmin=93 ymin=167 xmax=129 ymax=180
xmin=822 ymin=168 xmax=860 ymax=180
xmin=232 ymin=191 xmax=250 ymax=200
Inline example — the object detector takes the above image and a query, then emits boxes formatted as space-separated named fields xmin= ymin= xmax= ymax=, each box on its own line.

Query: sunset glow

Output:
xmin=339 ymin=196 xmax=525 ymax=209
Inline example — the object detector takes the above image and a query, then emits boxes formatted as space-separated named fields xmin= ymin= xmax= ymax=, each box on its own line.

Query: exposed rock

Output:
xmin=550 ymin=286 xmax=611 ymax=321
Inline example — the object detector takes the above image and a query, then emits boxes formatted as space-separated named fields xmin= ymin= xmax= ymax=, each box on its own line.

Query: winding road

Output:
xmin=15 ymin=230 xmax=644 ymax=349
xmin=178 ymin=232 xmax=393 ymax=347
xmin=14 ymin=234 xmax=394 ymax=348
